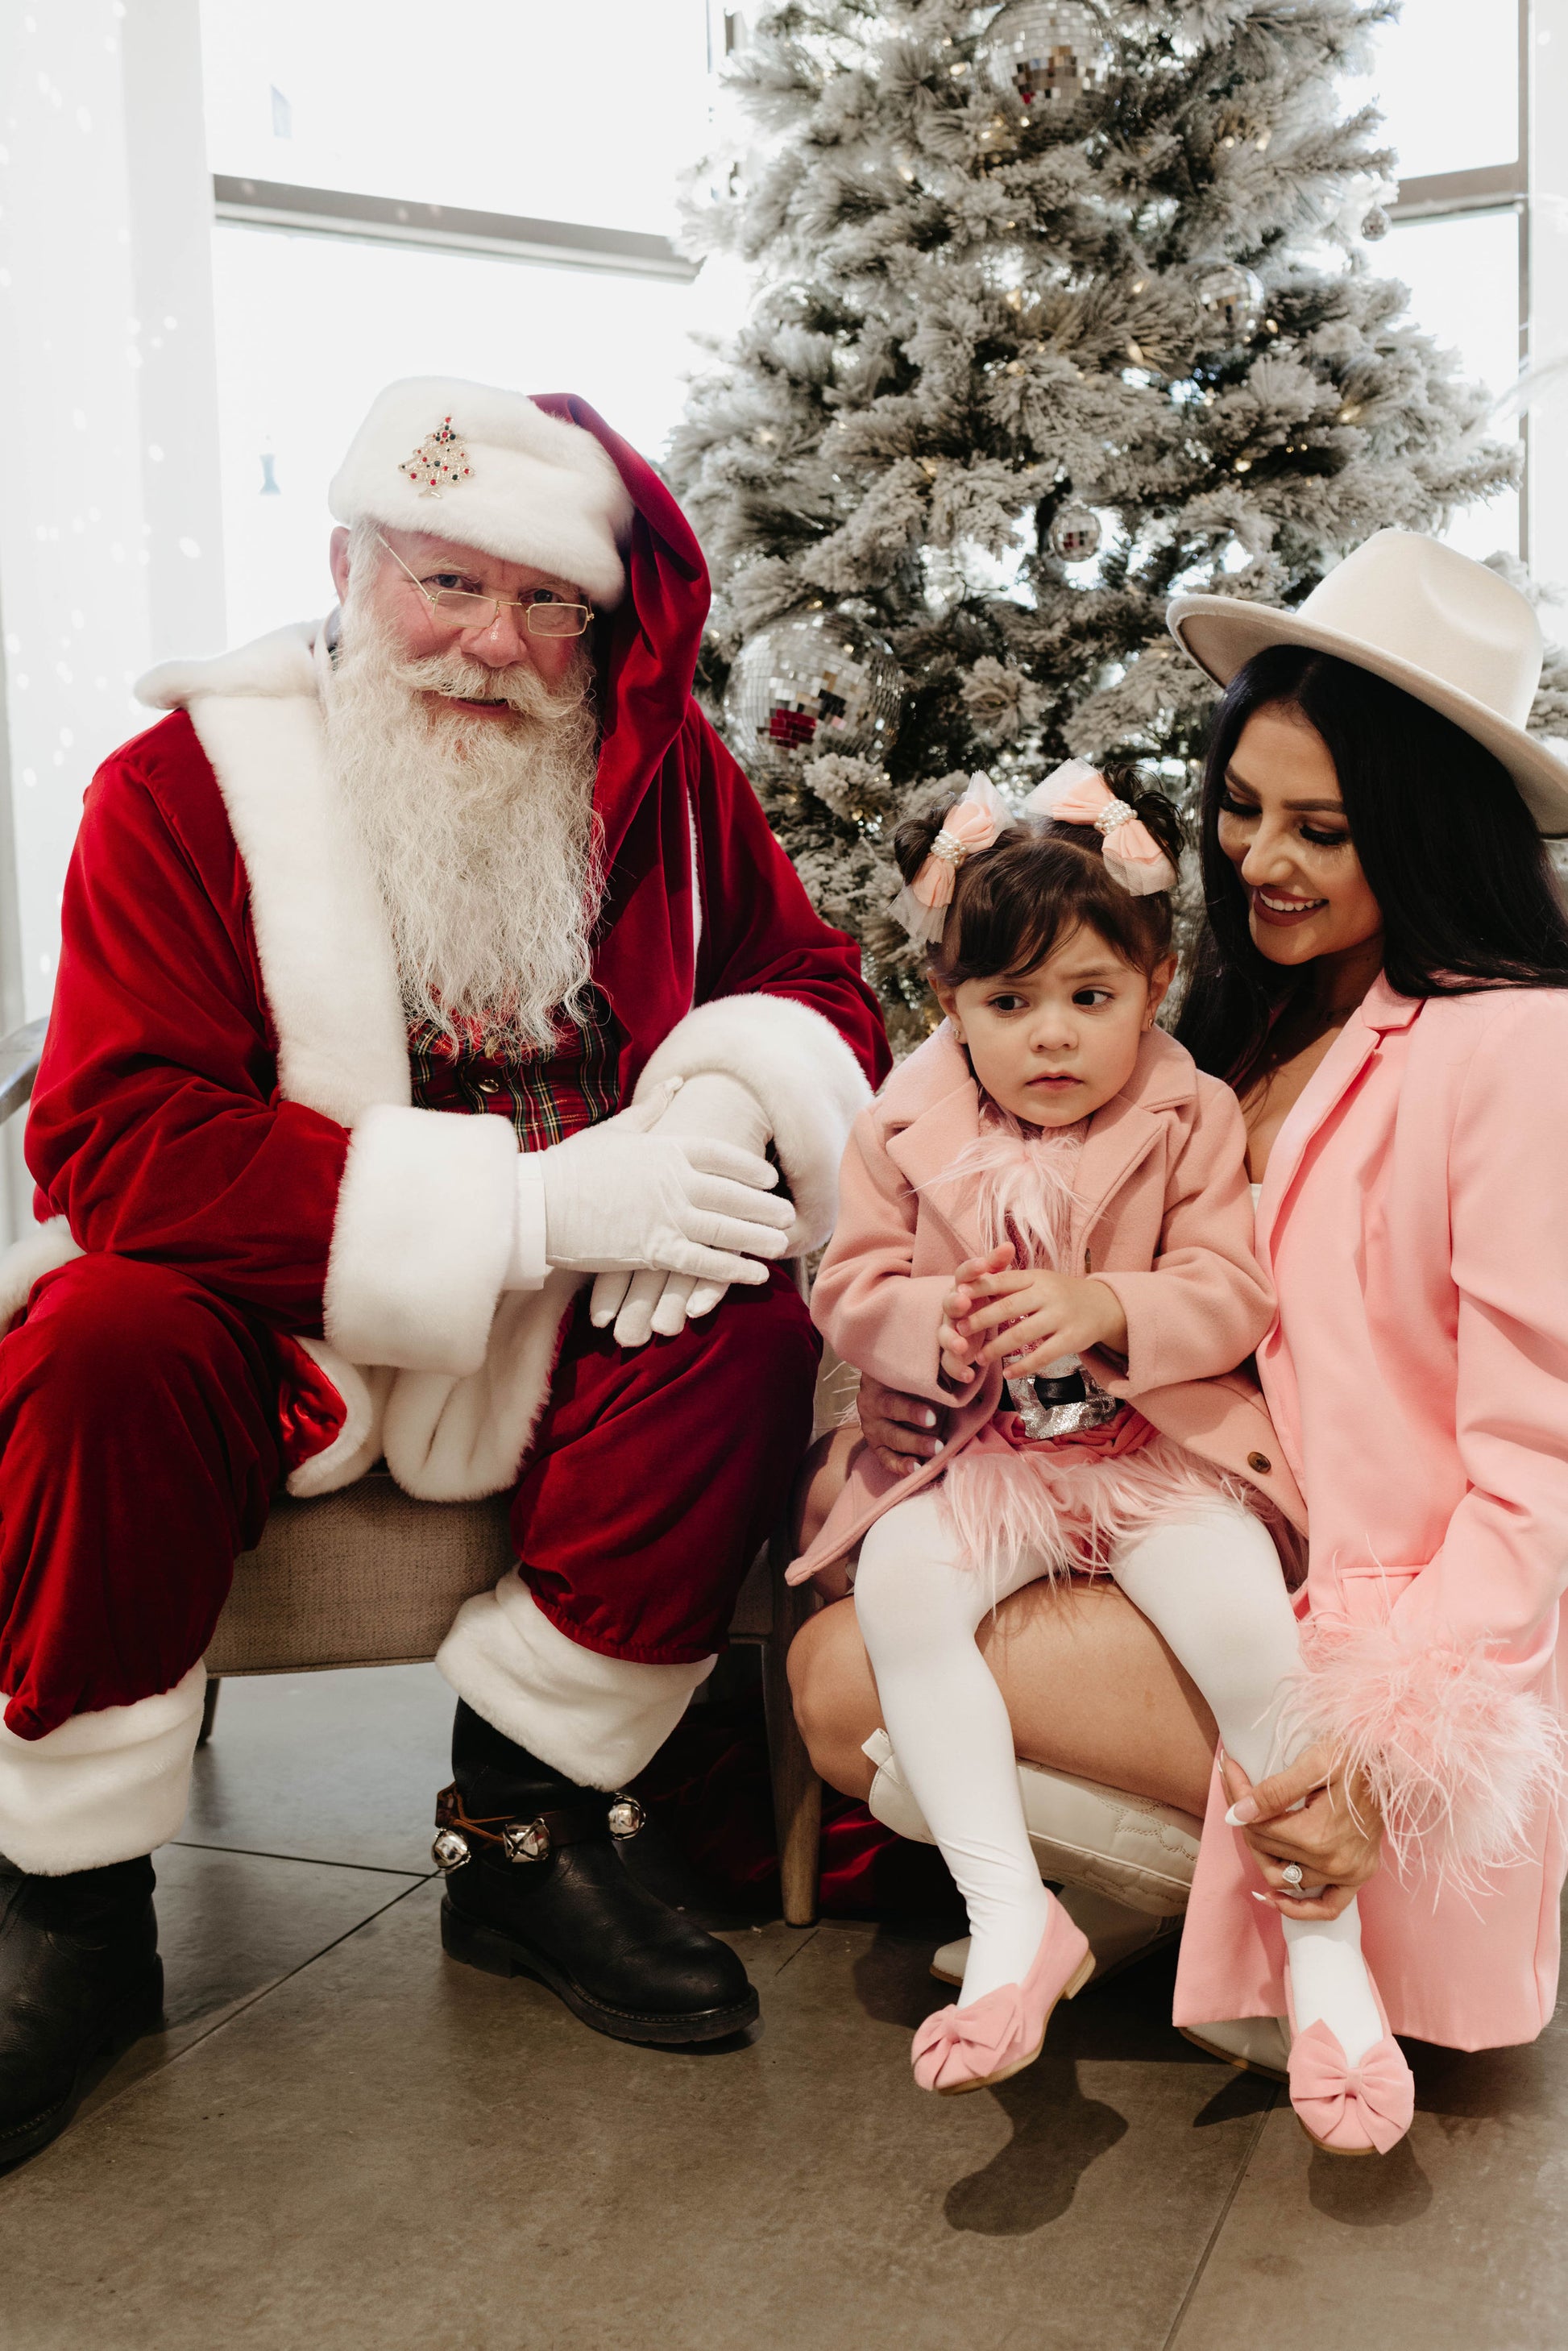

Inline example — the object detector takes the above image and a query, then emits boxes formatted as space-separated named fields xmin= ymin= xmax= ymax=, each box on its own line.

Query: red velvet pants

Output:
xmin=0 ymin=1254 xmax=819 ymax=1741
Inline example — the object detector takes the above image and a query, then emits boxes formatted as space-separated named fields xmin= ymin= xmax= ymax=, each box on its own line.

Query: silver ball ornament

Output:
xmin=977 ymin=1 xmax=1110 ymax=117
xmin=723 ymin=611 xmax=903 ymax=776
xmin=1047 ymin=504 xmax=1102 ymax=562
xmin=1196 ymin=263 xmax=1264 ymax=344
xmin=1361 ymin=205 xmax=1390 ymax=241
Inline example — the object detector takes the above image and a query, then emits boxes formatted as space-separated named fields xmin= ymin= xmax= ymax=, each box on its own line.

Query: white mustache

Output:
xmin=391 ymin=646 xmax=585 ymax=720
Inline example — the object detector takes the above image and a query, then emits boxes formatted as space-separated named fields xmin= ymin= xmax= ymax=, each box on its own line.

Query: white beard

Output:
xmin=324 ymin=607 xmax=604 ymax=1057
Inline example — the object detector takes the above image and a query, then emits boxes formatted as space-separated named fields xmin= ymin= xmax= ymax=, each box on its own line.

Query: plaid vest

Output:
xmin=407 ymin=985 xmax=623 ymax=1151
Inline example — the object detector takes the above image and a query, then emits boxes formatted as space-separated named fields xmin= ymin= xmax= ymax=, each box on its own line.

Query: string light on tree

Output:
xmin=977 ymin=0 xmax=1110 ymax=117
xmin=1195 ymin=264 xmax=1264 ymax=344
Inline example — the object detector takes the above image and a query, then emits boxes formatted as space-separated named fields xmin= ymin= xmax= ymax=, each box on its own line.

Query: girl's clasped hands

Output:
xmin=936 ymin=1240 xmax=1130 ymax=1392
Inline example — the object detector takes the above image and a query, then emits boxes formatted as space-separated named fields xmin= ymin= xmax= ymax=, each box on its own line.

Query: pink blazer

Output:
xmin=790 ymin=1023 xmax=1305 ymax=1584
xmin=1174 ymin=979 xmax=1568 ymax=2051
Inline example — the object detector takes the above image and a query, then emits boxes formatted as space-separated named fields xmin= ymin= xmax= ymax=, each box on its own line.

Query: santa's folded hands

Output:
xmin=510 ymin=1073 xmax=792 ymax=1290
xmin=587 ymin=1069 xmax=779 ymax=1342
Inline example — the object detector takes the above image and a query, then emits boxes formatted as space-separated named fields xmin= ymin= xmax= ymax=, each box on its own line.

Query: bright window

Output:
xmin=212 ymin=224 xmax=715 ymax=641
xmin=1383 ymin=209 xmax=1521 ymax=560
xmin=1357 ymin=0 xmax=1520 ymax=180
xmin=200 ymin=0 xmax=713 ymax=237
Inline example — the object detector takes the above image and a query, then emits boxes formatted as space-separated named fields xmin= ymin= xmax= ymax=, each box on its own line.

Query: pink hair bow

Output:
xmin=1021 ymin=759 xmax=1178 ymax=898
xmin=890 ymin=772 xmax=1013 ymax=946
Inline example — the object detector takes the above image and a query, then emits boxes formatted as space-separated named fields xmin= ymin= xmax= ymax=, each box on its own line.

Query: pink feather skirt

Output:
xmin=937 ymin=1404 xmax=1252 ymax=1598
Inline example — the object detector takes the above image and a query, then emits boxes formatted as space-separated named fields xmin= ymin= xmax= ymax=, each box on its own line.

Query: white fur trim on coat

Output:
xmin=327 ymin=379 xmax=633 ymax=608
xmin=0 ymin=1216 xmax=82 ymax=1330
xmin=1280 ymin=1618 xmax=1568 ymax=1890
xmin=325 ymin=1104 xmax=518 ymax=1377
xmin=634 ymin=993 xmax=871 ymax=1254
xmin=436 ymin=1569 xmax=712 ymax=1789
xmin=0 ymin=1665 xmax=205 ymax=1873
xmin=139 ymin=626 xmax=413 ymax=1130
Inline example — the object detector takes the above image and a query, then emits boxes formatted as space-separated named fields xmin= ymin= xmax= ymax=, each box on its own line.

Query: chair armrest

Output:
xmin=0 ymin=1018 xmax=47 ymax=1127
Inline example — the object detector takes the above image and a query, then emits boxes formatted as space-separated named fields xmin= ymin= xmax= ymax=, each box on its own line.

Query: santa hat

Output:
xmin=327 ymin=377 xmax=634 ymax=608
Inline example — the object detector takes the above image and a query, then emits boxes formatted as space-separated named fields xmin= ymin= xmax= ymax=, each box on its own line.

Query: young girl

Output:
xmin=790 ymin=765 xmax=1415 ymax=2151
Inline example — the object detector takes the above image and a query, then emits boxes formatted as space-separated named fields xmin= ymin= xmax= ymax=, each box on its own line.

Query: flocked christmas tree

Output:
xmin=670 ymin=0 xmax=1536 ymax=1047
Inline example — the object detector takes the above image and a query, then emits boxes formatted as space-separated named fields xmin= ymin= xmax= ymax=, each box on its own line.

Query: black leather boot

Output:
xmin=0 ymin=1854 xmax=163 ymax=2169
xmin=436 ymin=1703 xmax=758 ymax=2046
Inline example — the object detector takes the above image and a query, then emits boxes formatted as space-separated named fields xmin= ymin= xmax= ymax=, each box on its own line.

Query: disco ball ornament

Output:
xmin=1361 ymin=205 xmax=1390 ymax=241
xmin=723 ymin=611 xmax=903 ymax=775
xmin=1047 ymin=503 xmax=1102 ymax=562
xmin=1195 ymin=263 xmax=1264 ymax=344
xmin=978 ymin=1 xmax=1110 ymax=118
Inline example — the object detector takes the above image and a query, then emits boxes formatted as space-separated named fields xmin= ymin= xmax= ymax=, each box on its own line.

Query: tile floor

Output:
xmin=1 ymin=1665 xmax=1562 ymax=2350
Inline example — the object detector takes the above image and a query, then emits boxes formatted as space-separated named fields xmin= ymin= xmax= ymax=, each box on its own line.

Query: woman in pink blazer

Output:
xmin=791 ymin=530 xmax=1568 ymax=2096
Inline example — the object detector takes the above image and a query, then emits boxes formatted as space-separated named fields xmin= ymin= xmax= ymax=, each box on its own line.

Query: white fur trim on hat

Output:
xmin=328 ymin=378 xmax=633 ymax=608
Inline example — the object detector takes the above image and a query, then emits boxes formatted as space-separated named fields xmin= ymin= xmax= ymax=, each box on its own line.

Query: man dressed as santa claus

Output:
xmin=0 ymin=380 xmax=886 ymax=2161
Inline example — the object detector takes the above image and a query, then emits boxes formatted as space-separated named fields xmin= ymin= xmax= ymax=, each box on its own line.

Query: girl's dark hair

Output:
xmin=894 ymin=768 xmax=1184 ymax=985
xmin=1173 ymin=645 xmax=1568 ymax=1096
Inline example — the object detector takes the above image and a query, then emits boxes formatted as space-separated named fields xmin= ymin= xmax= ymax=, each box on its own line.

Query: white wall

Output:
xmin=1532 ymin=0 xmax=1568 ymax=593
xmin=0 ymin=0 xmax=223 ymax=1234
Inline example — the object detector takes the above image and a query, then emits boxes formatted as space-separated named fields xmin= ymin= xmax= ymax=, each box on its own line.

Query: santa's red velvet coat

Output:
xmin=0 ymin=397 xmax=887 ymax=1781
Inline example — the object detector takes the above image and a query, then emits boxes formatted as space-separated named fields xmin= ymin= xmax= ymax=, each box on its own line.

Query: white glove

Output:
xmin=590 ymin=1073 xmax=776 ymax=1346
xmin=535 ymin=1078 xmax=791 ymax=1283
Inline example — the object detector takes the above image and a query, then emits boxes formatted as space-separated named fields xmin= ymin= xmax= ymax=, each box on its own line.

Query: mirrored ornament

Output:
xmin=1047 ymin=503 xmax=1102 ymax=562
xmin=1195 ymin=263 xmax=1264 ymax=344
xmin=1360 ymin=205 xmax=1390 ymax=241
xmin=608 ymin=1797 xmax=646 ymax=1839
xmin=431 ymin=1828 xmax=471 ymax=1873
xmin=723 ymin=611 xmax=903 ymax=776
xmin=978 ymin=1 xmax=1110 ymax=115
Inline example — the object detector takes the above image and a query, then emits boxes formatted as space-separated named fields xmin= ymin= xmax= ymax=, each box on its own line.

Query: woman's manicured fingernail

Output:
xmin=932 ymin=1437 xmax=944 ymax=1453
xmin=920 ymin=1411 xmax=936 ymax=1428
xmin=1250 ymin=1890 xmax=1271 ymax=1904
xmin=1225 ymin=1799 xmax=1258 ymax=1826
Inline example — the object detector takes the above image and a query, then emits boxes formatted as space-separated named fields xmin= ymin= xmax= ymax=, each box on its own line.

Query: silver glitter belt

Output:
xmin=1005 ymin=1355 xmax=1124 ymax=1442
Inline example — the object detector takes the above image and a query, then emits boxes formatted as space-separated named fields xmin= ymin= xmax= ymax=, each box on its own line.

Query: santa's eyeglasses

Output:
xmin=377 ymin=534 xmax=594 ymax=637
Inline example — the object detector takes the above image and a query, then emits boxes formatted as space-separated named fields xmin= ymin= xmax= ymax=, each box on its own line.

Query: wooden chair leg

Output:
xmin=762 ymin=1530 xmax=822 ymax=1927
xmin=197 ymin=1675 xmax=222 ymax=1748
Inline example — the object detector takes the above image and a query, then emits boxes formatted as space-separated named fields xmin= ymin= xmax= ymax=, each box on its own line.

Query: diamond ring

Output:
xmin=1280 ymin=1863 xmax=1305 ymax=1889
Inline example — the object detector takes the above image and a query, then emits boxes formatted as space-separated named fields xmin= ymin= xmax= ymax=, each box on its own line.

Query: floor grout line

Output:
xmin=1159 ymin=2083 xmax=1280 ymax=2350
xmin=769 ymin=1924 xmax=822 ymax=1973
xmin=51 ymin=1876 xmax=437 ymax=2144
xmin=171 ymin=1839 xmax=435 ymax=1880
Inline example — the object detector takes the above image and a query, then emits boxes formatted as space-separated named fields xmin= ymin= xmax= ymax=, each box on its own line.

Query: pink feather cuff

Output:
xmin=1279 ymin=1618 xmax=1567 ymax=1891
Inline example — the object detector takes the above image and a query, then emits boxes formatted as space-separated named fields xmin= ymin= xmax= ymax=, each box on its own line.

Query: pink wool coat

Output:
xmin=1174 ymin=979 xmax=1568 ymax=2052
xmin=790 ymin=1023 xmax=1306 ymax=1584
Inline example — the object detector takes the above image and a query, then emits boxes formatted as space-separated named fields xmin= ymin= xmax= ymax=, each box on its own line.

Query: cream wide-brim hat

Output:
xmin=328 ymin=377 xmax=633 ymax=608
xmin=1168 ymin=529 xmax=1568 ymax=835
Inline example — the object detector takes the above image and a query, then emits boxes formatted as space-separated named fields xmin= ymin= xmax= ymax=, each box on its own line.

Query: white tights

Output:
xmin=855 ymin=1494 xmax=1384 ymax=2063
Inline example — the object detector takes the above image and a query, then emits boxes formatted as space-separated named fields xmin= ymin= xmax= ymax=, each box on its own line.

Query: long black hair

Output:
xmin=1174 ymin=644 xmax=1568 ymax=1095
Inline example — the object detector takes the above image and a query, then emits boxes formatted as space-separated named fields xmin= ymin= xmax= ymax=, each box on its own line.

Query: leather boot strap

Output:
xmin=434 ymin=1783 xmax=612 ymax=1866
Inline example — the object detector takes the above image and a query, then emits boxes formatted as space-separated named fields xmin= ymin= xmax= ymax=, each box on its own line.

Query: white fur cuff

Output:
xmin=634 ymin=995 xmax=872 ymax=1254
xmin=325 ymin=1104 xmax=517 ymax=1376
xmin=0 ymin=1666 xmax=205 ymax=1874
xmin=1281 ymin=1620 xmax=1568 ymax=1889
xmin=436 ymin=1569 xmax=711 ymax=1789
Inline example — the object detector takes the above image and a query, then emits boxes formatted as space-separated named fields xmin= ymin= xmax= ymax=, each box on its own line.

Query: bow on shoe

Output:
xmin=911 ymin=1982 xmax=1025 ymax=2093
xmin=1288 ymin=2021 xmax=1416 ymax=2155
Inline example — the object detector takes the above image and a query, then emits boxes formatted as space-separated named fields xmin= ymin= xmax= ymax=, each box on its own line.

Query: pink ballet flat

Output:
xmin=1284 ymin=1967 xmax=1414 ymax=2158
xmin=911 ymin=1901 xmax=1093 ymax=2096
